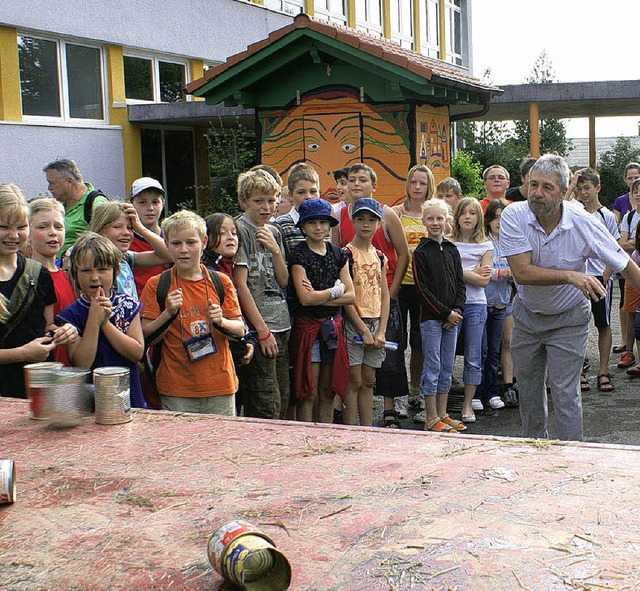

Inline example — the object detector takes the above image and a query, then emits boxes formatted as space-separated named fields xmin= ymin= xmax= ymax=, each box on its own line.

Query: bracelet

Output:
xmin=497 ymin=268 xmax=501 ymax=279
xmin=258 ymin=329 xmax=272 ymax=342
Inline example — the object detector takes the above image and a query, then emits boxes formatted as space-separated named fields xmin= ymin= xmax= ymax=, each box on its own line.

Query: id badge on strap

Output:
xmin=183 ymin=333 xmax=217 ymax=363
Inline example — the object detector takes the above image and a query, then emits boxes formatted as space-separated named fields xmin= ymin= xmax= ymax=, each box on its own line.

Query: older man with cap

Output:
xmin=499 ymin=154 xmax=640 ymax=441
xmin=43 ymin=158 xmax=108 ymax=254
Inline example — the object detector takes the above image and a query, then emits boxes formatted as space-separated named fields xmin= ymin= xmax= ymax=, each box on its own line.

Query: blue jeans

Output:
xmin=477 ymin=305 xmax=507 ymax=402
xmin=419 ymin=320 xmax=459 ymax=396
xmin=462 ymin=303 xmax=487 ymax=386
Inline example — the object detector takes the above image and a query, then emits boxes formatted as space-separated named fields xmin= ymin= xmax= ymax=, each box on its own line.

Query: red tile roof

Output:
xmin=187 ymin=13 xmax=499 ymax=96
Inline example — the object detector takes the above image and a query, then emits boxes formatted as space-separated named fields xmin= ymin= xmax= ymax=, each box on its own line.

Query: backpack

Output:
xmin=141 ymin=267 xmax=228 ymax=407
xmin=0 ymin=258 xmax=43 ymax=343
xmin=83 ymin=190 xmax=109 ymax=224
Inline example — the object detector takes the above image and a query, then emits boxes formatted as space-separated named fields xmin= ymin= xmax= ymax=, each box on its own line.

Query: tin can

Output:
xmin=0 ymin=459 xmax=16 ymax=504
xmin=93 ymin=367 xmax=131 ymax=425
xmin=23 ymin=362 xmax=63 ymax=420
xmin=48 ymin=368 xmax=91 ymax=428
xmin=208 ymin=520 xmax=291 ymax=591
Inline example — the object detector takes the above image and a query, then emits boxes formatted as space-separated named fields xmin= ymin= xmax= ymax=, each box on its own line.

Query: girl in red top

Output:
xmin=28 ymin=198 xmax=76 ymax=365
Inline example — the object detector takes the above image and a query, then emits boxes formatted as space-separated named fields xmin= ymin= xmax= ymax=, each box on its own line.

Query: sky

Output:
xmin=471 ymin=0 xmax=638 ymax=138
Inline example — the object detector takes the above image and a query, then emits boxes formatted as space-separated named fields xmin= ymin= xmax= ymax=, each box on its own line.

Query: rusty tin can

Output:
xmin=208 ymin=520 xmax=291 ymax=591
xmin=0 ymin=459 xmax=16 ymax=504
xmin=23 ymin=362 xmax=63 ymax=420
xmin=93 ymin=367 xmax=131 ymax=425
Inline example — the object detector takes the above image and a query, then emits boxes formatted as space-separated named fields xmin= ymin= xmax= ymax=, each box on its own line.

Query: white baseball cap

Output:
xmin=129 ymin=177 xmax=165 ymax=200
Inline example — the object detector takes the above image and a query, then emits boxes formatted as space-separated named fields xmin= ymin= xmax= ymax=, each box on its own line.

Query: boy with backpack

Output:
xmin=140 ymin=210 xmax=245 ymax=415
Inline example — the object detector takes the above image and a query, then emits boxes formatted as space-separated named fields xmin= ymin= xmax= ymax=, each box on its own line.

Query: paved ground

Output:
xmin=378 ymin=293 xmax=640 ymax=445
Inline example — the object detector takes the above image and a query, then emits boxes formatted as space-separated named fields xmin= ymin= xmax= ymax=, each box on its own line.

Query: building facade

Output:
xmin=0 ymin=0 xmax=471 ymax=205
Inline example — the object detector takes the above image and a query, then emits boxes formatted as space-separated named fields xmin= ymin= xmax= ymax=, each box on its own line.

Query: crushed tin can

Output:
xmin=0 ymin=459 xmax=16 ymax=504
xmin=23 ymin=362 xmax=63 ymax=420
xmin=208 ymin=520 xmax=291 ymax=591
xmin=47 ymin=368 xmax=91 ymax=428
xmin=93 ymin=367 xmax=131 ymax=425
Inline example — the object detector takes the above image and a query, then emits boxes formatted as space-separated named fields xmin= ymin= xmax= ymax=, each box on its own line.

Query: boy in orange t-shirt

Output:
xmin=140 ymin=210 xmax=245 ymax=415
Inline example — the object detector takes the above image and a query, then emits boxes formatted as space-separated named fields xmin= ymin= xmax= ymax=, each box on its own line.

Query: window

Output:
xmin=124 ymin=55 xmax=187 ymax=103
xmin=314 ymin=0 xmax=347 ymax=24
xmin=445 ymin=0 xmax=464 ymax=66
xmin=18 ymin=35 xmax=105 ymax=120
xmin=356 ymin=0 xmax=383 ymax=36
xmin=390 ymin=0 xmax=413 ymax=49
xmin=419 ymin=0 xmax=440 ymax=59
xmin=263 ymin=0 xmax=304 ymax=17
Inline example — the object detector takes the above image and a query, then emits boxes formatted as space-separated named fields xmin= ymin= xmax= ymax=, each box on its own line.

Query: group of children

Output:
xmin=1 ymin=157 xmax=529 ymax=433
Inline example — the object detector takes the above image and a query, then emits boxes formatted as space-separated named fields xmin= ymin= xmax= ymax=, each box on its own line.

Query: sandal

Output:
xmin=424 ymin=416 xmax=457 ymax=433
xmin=440 ymin=413 xmax=467 ymax=432
xmin=597 ymin=373 xmax=614 ymax=393
xmin=580 ymin=374 xmax=591 ymax=392
xmin=383 ymin=410 xmax=400 ymax=428
xmin=626 ymin=366 xmax=640 ymax=378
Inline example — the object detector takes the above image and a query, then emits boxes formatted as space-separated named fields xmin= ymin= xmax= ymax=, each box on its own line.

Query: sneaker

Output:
xmin=618 ymin=351 xmax=636 ymax=369
xmin=394 ymin=395 xmax=410 ymax=418
xmin=471 ymin=399 xmax=484 ymax=411
xmin=413 ymin=409 xmax=426 ymax=423
xmin=461 ymin=411 xmax=476 ymax=423
xmin=503 ymin=386 xmax=518 ymax=407
xmin=488 ymin=396 xmax=505 ymax=409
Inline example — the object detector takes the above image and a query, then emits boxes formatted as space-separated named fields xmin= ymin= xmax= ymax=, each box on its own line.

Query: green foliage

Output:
xmin=597 ymin=137 xmax=640 ymax=205
xmin=456 ymin=121 xmax=525 ymax=190
xmin=456 ymin=52 xmax=571 ymax=189
xmin=204 ymin=117 xmax=257 ymax=217
xmin=450 ymin=150 xmax=484 ymax=197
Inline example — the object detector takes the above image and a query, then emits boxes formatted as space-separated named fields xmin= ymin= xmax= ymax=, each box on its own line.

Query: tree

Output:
xmin=450 ymin=149 xmax=483 ymax=197
xmin=597 ymin=137 xmax=640 ymax=205
xmin=512 ymin=51 xmax=572 ymax=159
xmin=204 ymin=117 xmax=257 ymax=216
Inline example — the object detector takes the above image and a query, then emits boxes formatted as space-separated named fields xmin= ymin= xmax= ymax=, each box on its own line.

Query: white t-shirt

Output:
xmin=454 ymin=240 xmax=493 ymax=305
xmin=500 ymin=201 xmax=629 ymax=315
xmin=586 ymin=206 xmax=620 ymax=276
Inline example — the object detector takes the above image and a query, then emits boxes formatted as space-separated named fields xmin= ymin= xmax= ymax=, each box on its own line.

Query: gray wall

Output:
xmin=0 ymin=123 xmax=126 ymax=201
xmin=0 ymin=0 xmax=292 ymax=62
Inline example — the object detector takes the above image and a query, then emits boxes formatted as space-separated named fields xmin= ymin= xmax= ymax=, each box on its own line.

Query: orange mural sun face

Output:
xmin=260 ymin=88 xmax=414 ymax=206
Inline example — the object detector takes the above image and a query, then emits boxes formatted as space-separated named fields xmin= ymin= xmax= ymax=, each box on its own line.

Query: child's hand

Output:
xmin=256 ymin=227 xmax=279 ymax=255
xmin=500 ymin=267 xmax=512 ymax=280
xmin=20 ymin=336 xmax=57 ymax=362
xmin=372 ymin=331 xmax=386 ymax=350
xmin=258 ymin=331 xmax=278 ymax=359
xmin=122 ymin=202 xmax=143 ymax=232
xmin=208 ymin=299 xmax=223 ymax=325
xmin=238 ymin=342 xmax=254 ymax=366
xmin=50 ymin=323 xmax=78 ymax=346
xmin=446 ymin=310 xmax=463 ymax=327
xmin=474 ymin=263 xmax=491 ymax=278
xmin=88 ymin=287 xmax=111 ymax=326
xmin=360 ymin=328 xmax=375 ymax=348
xmin=166 ymin=288 xmax=183 ymax=315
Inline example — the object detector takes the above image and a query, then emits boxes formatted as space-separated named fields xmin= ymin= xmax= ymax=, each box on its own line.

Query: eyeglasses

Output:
xmin=486 ymin=175 xmax=507 ymax=181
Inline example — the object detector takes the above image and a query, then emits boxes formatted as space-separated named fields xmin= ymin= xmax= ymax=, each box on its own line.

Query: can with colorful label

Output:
xmin=0 ymin=459 xmax=16 ymax=504
xmin=207 ymin=519 xmax=291 ymax=591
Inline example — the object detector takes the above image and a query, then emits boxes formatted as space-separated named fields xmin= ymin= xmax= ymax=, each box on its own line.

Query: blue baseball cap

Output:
xmin=296 ymin=198 xmax=338 ymax=228
xmin=350 ymin=198 xmax=383 ymax=219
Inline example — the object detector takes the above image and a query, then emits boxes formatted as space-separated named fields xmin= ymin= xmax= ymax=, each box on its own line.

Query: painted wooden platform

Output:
xmin=1 ymin=397 xmax=640 ymax=590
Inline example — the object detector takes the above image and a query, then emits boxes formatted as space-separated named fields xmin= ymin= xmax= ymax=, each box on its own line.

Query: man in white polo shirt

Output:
xmin=500 ymin=154 xmax=640 ymax=441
